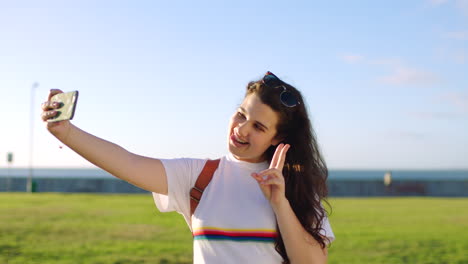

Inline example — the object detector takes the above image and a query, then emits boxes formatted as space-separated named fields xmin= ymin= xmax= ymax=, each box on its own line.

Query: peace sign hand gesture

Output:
xmin=251 ymin=143 xmax=290 ymax=210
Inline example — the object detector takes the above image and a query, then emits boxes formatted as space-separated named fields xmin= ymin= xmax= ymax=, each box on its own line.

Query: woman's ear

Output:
xmin=271 ymin=135 xmax=285 ymax=146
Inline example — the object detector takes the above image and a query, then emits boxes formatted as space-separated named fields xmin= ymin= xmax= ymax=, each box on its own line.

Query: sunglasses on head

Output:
xmin=262 ymin=71 xmax=300 ymax=108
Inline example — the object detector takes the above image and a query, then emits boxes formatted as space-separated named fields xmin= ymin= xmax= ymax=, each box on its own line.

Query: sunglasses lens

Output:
xmin=263 ymin=72 xmax=299 ymax=107
xmin=263 ymin=74 xmax=282 ymax=87
xmin=280 ymin=91 xmax=298 ymax=107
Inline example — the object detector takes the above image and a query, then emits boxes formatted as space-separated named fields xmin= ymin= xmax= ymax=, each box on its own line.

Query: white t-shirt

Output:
xmin=153 ymin=153 xmax=335 ymax=264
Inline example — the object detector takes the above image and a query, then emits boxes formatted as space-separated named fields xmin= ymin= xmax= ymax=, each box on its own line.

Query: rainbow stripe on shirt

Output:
xmin=193 ymin=227 xmax=277 ymax=243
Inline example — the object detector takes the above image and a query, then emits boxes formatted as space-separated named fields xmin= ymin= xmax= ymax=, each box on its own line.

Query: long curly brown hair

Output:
xmin=246 ymin=73 xmax=330 ymax=263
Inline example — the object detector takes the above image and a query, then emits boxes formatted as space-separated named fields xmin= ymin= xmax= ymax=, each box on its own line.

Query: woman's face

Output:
xmin=227 ymin=94 xmax=282 ymax=163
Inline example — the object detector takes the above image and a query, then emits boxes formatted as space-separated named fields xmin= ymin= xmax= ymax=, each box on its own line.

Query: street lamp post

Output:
xmin=7 ymin=152 xmax=13 ymax=191
xmin=27 ymin=82 xmax=39 ymax=193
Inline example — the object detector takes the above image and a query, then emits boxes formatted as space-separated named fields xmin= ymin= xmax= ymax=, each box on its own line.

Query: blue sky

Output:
xmin=1 ymin=0 xmax=467 ymax=169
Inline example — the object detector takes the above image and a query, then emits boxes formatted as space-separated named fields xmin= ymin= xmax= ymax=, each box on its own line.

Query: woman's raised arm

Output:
xmin=42 ymin=89 xmax=168 ymax=195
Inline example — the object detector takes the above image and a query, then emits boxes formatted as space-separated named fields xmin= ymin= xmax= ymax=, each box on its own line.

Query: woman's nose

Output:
xmin=237 ymin=122 xmax=249 ymax=137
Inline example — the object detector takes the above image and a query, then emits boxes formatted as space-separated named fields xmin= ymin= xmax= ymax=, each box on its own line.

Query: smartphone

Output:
xmin=47 ymin=91 xmax=79 ymax=123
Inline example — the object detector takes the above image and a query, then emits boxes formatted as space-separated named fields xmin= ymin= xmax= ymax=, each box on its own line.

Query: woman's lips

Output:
xmin=230 ymin=133 xmax=249 ymax=147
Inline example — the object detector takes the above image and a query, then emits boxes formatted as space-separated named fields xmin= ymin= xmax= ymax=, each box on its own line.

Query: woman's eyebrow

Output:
xmin=255 ymin=121 xmax=269 ymax=131
xmin=239 ymin=107 xmax=269 ymax=131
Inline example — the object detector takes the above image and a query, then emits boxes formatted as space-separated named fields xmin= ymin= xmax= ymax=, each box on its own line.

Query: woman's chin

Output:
xmin=228 ymin=148 xmax=264 ymax=163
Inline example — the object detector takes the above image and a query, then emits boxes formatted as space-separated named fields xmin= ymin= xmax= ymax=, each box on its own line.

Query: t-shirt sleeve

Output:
xmin=319 ymin=214 xmax=335 ymax=245
xmin=152 ymin=158 xmax=206 ymax=227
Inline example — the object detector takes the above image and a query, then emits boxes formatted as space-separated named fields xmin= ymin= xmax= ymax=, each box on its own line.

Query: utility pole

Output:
xmin=7 ymin=152 xmax=13 ymax=191
xmin=27 ymin=82 xmax=39 ymax=192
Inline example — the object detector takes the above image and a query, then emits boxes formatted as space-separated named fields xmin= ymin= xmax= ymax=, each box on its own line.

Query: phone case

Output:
xmin=47 ymin=91 xmax=79 ymax=122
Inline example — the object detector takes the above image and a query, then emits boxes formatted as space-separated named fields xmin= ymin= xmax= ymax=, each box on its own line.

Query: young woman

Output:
xmin=41 ymin=72 xmax=334 ymax=264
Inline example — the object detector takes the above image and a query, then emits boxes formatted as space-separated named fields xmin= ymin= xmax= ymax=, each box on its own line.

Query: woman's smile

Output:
xmin=230 ymin=132 xmax=249 ymax=147
xmin=227 ymin=94 xmax=280 ymax=163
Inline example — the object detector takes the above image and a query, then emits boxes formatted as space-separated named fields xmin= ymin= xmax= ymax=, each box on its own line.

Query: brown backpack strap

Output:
xmin=190 ymin=159 xmax=220 ymax=216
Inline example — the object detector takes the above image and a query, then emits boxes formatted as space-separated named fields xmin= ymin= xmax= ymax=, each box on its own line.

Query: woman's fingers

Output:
xmin=277 ymin=144 xmax=290 ymax=170
xmin=41 ymin=89 xmax=64 ymax=121
xmin=259 ymin=176 xmax=283 ymax=186
xmin=251 ymin=171 xmax=284 ymax=185
xmin=42 ymin=89 xmax=64 ymax=110
xmin=270 ymin=143 xmax=290 ymax=170
xmin=41 ymin=101 xmax=60 ymax=111
xmin=48 ymin=89 xmax=63 ymax=101
xmin=252 ymin=168 xmax=284 ymax=181
xmin=41 ymin=110 xmax=58 ymax=121
xmin=270 ymin=143 xmax=284 ymax=169
xmin=254 ymin=168 xmax=278 ymax=177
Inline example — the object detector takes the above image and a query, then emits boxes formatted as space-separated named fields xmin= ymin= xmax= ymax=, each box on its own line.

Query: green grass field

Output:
xmin=1 ymin=193 xmax=467 ymax=264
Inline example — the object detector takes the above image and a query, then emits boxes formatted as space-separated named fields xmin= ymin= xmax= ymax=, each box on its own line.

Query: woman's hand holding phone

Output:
xmin=41 ymin=89 xmax=74 ymax=139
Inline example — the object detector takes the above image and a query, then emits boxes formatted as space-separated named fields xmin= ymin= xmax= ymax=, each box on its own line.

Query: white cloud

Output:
xmin=378 ymin=67 xmax=440 ymax=86
xmin=408 ymin=111 xmax=464 ymax=119
xmin=456 ymin=0 xmax=468 ymax=15
xmin=444 ymin=31 xmax=468 ymax=40
xmin=341 ymin=54 xmax=403 ymax=66
xmin=437 ymin=92 xmax=468 ymax=111
xmin=409 ymin=93 xmax=468 ymax=120
xmin=368 ymin=58 xmax=404 ymax=67
xmin=341 ymin=54 xmax=364 ymax=64
xmin=429 ymin=0 xmax=450 ymax=6
xmin=429 ymin=0 xmax=468 ymax=15
xmin=384 ymin=130 xmax=427 ymax=140
xmin=341 ymin=53 xmax=442 ymax=86
xmin=436 ymin=47 xmax=467 ymax=64
xmin=453 ymin=50 xmax=467 ymax=63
